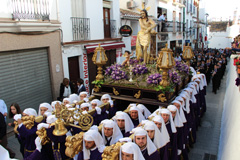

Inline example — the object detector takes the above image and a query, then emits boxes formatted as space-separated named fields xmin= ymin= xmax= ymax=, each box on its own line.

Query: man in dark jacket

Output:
xmin=0 ymin=112 xmax=15 ymax=158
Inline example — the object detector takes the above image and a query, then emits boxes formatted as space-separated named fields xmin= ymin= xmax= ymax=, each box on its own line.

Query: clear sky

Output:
xmin=205 ymin=0 xmax=240 ymax=21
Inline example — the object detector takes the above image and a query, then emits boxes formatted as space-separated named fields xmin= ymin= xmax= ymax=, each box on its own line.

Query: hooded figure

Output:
xmin=113 ymin=111 xmax=134 ymax=137
xmin=51 ymin=101 xmax=61 ymax=110
xmin=168 ymin=105 xmax=184 ymax=154
xmin=69 ymin=94 xmax=80 ymax=103
xmin=160 ymin=108 xmax=178 ymax=160
xmin=137 ymin=104 xmax=151 ymax=119
xmin=132 ymin=127 xmax=160 ymax=160
xmin=17 ymin=108 xmax=38 ymax=158
xmin=100 ymin=94 xmax=116 ymax=118
xmin=152 ymin=116 xmax=170 ymax=160
xmin=143 ymin=120 xmax=169 ymax=148
xmin=129 ymin=105 xmax=146 ymax=127
xmin=78 ymin=129 xmax=105 ymax=160
xmin=38 ymin=103 xmax=52 ymax=116
xmin=119 ymin=142 xmax=145 ymax=160
xmin=101 ymin=119 xmax=123 ymax=146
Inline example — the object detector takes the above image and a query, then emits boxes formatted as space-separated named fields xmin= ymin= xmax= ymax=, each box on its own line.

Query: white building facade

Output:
xmin=0 ymin=0 xmax=64 ymax=110
xmin=119 ymin=0 xmax=202 ymax=58
xmin=59 ymin=0 xmax=124 ymax=93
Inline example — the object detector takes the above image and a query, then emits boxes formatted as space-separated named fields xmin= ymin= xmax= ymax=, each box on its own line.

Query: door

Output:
xmin=0 ymin=48 xmax=52 ymax=114
xmin=103 ymin=8 xmax=111 ymax=38
xmin=68 ymin=56 xmax=80 ymax=92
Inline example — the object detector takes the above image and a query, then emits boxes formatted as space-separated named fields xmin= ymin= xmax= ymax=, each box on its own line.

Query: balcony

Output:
xmin=158 ymin=21 xmax=184 ymax=33
xmin=177 ymin=22 xmax=183 ymax=32
xmin=71 ymin=17 xmax=90 ymax=41
xmin=11 ymin=0 xmax=50 ymax=20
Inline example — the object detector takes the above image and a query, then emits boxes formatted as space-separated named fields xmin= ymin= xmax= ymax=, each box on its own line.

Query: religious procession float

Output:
xmin=12 ymin=2 xmax=205 ymax=160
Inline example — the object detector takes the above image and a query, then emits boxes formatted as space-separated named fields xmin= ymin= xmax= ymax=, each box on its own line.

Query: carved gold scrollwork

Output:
xmin=65 ymin=132 xmax=84 ymax=158
xmin=134 ymin=90 xmax=141 ymax=99
xmin=113 ymin=87 xmax=119 ymax=96
xmin=102 ymin=142 xmax=125 ymax=160
xmin=94 ymin=85 xmax=100 ymax=93
xmin=36 ymin=127 xmax=50 ymax=145
xmin=158 ymin=93 xmax=167 ymax=102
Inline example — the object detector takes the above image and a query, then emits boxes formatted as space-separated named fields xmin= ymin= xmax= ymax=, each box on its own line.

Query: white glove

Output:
xmin=73 ymin=100 xmax=78 ymax=104
xmin=13 ymin=114 xmax=22 ymax=121
xmin=37 ymin=123 xmax=50 ymax=130
xmin=95 ymin=107 xmax=101 ymax=115
xmin=106 ymin=111 xmax=109 ymax=114
xmin=35 ymin=137 xmax=42 ymax=152
xmin=83 ymin=98 xmax=89 ymax=102
xmin=82 ymin=111 xmax=88 ymax=115
xmin=108 ymin=100 xmax=113 ymax=106
xmin=177 ymin=149 xmax=182 ymax=155
xmin=66 ymin=131 xmax=72 ymax=137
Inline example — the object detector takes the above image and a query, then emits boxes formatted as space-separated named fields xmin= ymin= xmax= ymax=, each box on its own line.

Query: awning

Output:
xmin=85 ymin=41 xmax=125 ymax=54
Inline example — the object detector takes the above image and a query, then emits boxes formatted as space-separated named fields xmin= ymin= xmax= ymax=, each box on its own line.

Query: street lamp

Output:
xmin=182 ymin=43 xmax=194 ymax=66
xmin=157 ymin=43 xmax=175 ymax=87
xmin=92 ymin=44 xmax=108 ymax=80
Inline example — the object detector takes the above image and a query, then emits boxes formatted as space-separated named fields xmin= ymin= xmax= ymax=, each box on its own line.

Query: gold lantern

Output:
xmin=182 ymin=44 xmax=194 ymax=66
xmin=92 ymin=44 xmax=108 ymax=80
xmin=157 ymin=44 xmax=175 ymax=87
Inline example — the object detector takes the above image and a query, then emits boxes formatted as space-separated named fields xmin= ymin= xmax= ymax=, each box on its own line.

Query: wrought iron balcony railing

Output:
xmin=158 ymin=21 xmax=184 ymax=33
xmin=10 ymin=0 xmax=50 ymax=20
xmin=71 ymin=17 xmax=90 ymax=41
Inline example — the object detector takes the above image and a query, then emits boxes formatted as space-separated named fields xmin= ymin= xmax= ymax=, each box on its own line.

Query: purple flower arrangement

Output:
xmin=129 ymin=58 xmax=144 ymax=65
xmin=147 ymin=73 xmax=162 ymax=85
xmin=175 ymin=61 xmax=190 ymax=74
xmin=132 ymin=64 xmax=148 ymax=75
xmin=168 ymin=70 xmax=181 ymax=85
xmin=105 ymin=64 xmax=127 ymax=80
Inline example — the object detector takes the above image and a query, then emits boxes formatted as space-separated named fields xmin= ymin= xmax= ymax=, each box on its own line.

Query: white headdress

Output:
xmin=167 ymin=105 xmax=183 ymax=128
xmin=100 ymin=94 xmax=112 ymax=101
xmin=38 ymin=103 xmax=52 ymax=116
xmin=137 ymin=104 xmax=151 ymax=119
xmin=129 ymin=106 xmax=146 ymax=123
xmin=83 ymin=129 xmax=105 ymax=159
xmin=152 ymin=116 xmax=169 ymax=144
xmin=119 ymin=142 xmax=145 ymax=160
xmin=80 ymin=103 xmax=92 ymax=110
xmin=51 ymin=101 xmax=61 ymax=110
xmin=79 ymin=91 xmax=89 ymax=98
xmin=171 ymin=99 xmax=187 ymax=123
xmin=160 ymin=109 xmax=176 ymax=133
xmin=23 ymin=108 xmax=37 ymax=117
xmin=90 ymin=99 xmax=103 ymax=107
xmin=101 ymin=119 xmax=123 ymax=145
xmin=63 ymin=98 xmax=72 ymax=104
xmin=132 ymin=127 xmax=157 ymax=155
xmin=114 ymin=111 xmax=134 ymax=133
xmin=69 ymin=94 xmax=80 ymax=103
xmin=143 ymin=120 xmax=169 ymax=148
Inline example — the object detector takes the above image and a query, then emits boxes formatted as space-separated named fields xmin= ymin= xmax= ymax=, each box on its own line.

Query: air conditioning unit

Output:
xmin=127 ymin=1 xmax=136 ymax=9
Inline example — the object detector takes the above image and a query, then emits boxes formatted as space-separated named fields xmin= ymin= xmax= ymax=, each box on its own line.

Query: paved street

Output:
xmin=6 ymin=70 xmax=227 ymax=160
xmin=188 ymin=68 xmax=227 ymax=160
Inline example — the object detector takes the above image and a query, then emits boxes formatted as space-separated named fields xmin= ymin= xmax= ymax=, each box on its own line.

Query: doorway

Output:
xmin=68 ymin=56 xmax=80 ymax=92
xmin=103 ymin=8 xmax=111 ymax=38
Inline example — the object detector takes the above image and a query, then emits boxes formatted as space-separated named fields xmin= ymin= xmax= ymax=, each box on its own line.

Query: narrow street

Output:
xmin=188 ymin=65 xmax=228 ymax=160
